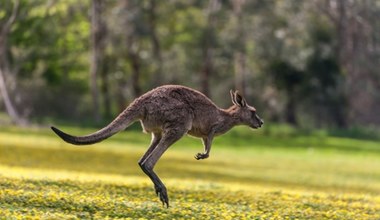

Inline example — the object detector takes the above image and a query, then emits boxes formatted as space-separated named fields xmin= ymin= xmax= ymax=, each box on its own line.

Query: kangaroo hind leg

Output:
xmin=138 ymin=127 xmax=187 ymax=207
xmin=138 ymin=132 xmax=162 ymax=165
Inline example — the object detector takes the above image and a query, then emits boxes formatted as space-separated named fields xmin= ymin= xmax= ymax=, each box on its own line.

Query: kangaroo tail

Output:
xmin=51 ymin=107 xmax=139 ymax=145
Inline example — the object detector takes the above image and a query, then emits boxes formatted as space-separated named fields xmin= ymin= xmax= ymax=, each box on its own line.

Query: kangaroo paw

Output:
xmin=155 ymin=184 xmax=169 ymax=208
xmin=194 ymin=152 xmax=209 ymax=160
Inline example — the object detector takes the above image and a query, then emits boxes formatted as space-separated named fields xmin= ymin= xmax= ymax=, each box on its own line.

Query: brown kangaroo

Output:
xmin=51 ymin=85 xmax=263 ymax=207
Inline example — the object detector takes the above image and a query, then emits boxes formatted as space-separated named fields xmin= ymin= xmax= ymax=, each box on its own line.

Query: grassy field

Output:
xmin=0 ymin=125 xmax=380 ymax=219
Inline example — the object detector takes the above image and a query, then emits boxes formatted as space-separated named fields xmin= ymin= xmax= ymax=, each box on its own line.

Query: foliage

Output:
xmin=0 ymin=0 xmax=380 ymax=128
xmin=0 ymin=126 xmax=380 ymax=219
xmin=0 ymin=0 xmax=91 ymax=120
xmin=1 ymin=176 xmax=379 ymax=219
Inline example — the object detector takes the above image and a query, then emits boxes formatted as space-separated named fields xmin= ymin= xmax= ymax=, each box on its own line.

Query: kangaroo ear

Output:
xmin=230 ymin=90 xmax=238 ymax=106
xmin=234 ymin=91 xmax=247 ymax=107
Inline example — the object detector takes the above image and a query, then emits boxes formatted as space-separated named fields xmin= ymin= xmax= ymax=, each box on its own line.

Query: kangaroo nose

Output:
xmin=260 ymin=119 xmax=264 ymax=126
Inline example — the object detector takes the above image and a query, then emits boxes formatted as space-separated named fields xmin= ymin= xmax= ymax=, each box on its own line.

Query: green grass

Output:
xmin=0 ymin=125 xmax=380 ymax=219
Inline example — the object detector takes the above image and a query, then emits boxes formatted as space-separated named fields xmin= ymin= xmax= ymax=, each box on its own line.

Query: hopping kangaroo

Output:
xmin=51 ymin=85 xmax=263 ymax=207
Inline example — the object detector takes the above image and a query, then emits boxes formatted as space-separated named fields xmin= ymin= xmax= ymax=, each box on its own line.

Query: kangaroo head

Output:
xmin=230 ymin=90 xmax=264 ymax=129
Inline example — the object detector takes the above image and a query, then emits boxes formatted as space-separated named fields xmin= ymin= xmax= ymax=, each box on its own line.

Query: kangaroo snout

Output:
xmin=259 ymin=119 xmax=264 ymax=127
xmin=253 ymin=114 xmax=264 ymax=128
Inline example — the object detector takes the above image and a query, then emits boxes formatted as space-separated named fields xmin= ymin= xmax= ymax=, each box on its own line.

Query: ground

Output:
xmin=0 ymin=125 xmax=379 ymax=219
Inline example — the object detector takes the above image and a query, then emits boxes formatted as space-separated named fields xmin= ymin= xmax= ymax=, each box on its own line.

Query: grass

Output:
xmin=0 ymin=124 xmax=380 ymax=219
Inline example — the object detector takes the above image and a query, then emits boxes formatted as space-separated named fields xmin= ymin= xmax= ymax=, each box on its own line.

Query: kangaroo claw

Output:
xmin=194 ymin=152 xmax=209 ymax=160
xmin=155 ymin=184 xmax=169 ymax=208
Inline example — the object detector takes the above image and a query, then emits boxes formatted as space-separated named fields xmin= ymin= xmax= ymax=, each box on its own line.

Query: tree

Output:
xmin=120 ymin=0 xmax=145 ymax=98
xmin=303 ymin=16 xmax=347 ymax=128
xmin=232 ymin=0 xmax=247 ymax=95
xmin=268 ymin=60 xmax=304 ymax=126
xmin=147 ymin=0 xmax=163 ymax=87
xmin=0 ymin=0 xmax=26 ymax=125
xmin=200 ymin=0 xmax=220 ymax=98
xmin=318 ymin=0 xmax=380 ymax=125
xmin=0 ymin=0 xmax=378 ymax=129
xmin=89 ymin=0 xmax=106 ymax=122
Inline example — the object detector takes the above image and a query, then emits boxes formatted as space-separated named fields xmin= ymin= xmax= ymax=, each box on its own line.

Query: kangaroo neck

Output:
xmin=213 ymin=107 xmax=241 ymax=136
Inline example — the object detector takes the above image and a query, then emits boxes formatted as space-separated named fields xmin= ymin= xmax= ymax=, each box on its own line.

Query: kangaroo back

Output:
xmin=51 ymin=106 xmax=139 ymax=145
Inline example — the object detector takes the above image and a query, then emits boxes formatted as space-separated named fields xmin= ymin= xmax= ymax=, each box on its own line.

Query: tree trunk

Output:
xmin=285 ymin=92 xmax=297 ymax=126
xmin=0 ymin=0 xmax=25 ymax=125
xmin=232 ymin=0 xmax=246 ymax=95
xmin=90 ymin=0 xmax=105 ymax=122
xmin=129 ymin=52 xmax=142 ymax=98
xmin=0 ymin=68 xmax=24 ymax=125
xmin=200 ymin=0 xmax=220 ymax=98
xmin=233 ymin=52 xmax=246 ymax=95
xmin=147 ymin=0 xmax=163 ymax=87
xmin=101 ymin=57 xmax=111 ymax=119
xmin=334 ymin=0 xmax=372 ymax=126
xmin=123 ymin=1 xmax=142 ymax=99
xmin=201 ymin=46 xmax=212 ymax=98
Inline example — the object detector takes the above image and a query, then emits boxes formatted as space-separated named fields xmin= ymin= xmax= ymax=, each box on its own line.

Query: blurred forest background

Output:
xmin=0 ymin=0 xmax=379 ymax=130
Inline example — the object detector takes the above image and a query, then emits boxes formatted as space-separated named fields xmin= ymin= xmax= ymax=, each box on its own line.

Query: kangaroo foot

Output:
xmin=194 ymin=152 xmax=209 ymax=160
xmin=155 ymin=184 xmax=169 ymax=208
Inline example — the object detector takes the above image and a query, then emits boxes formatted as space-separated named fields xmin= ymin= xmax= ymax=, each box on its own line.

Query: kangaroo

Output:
xmin=51 ymin=85 xmax=263 ymax=207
